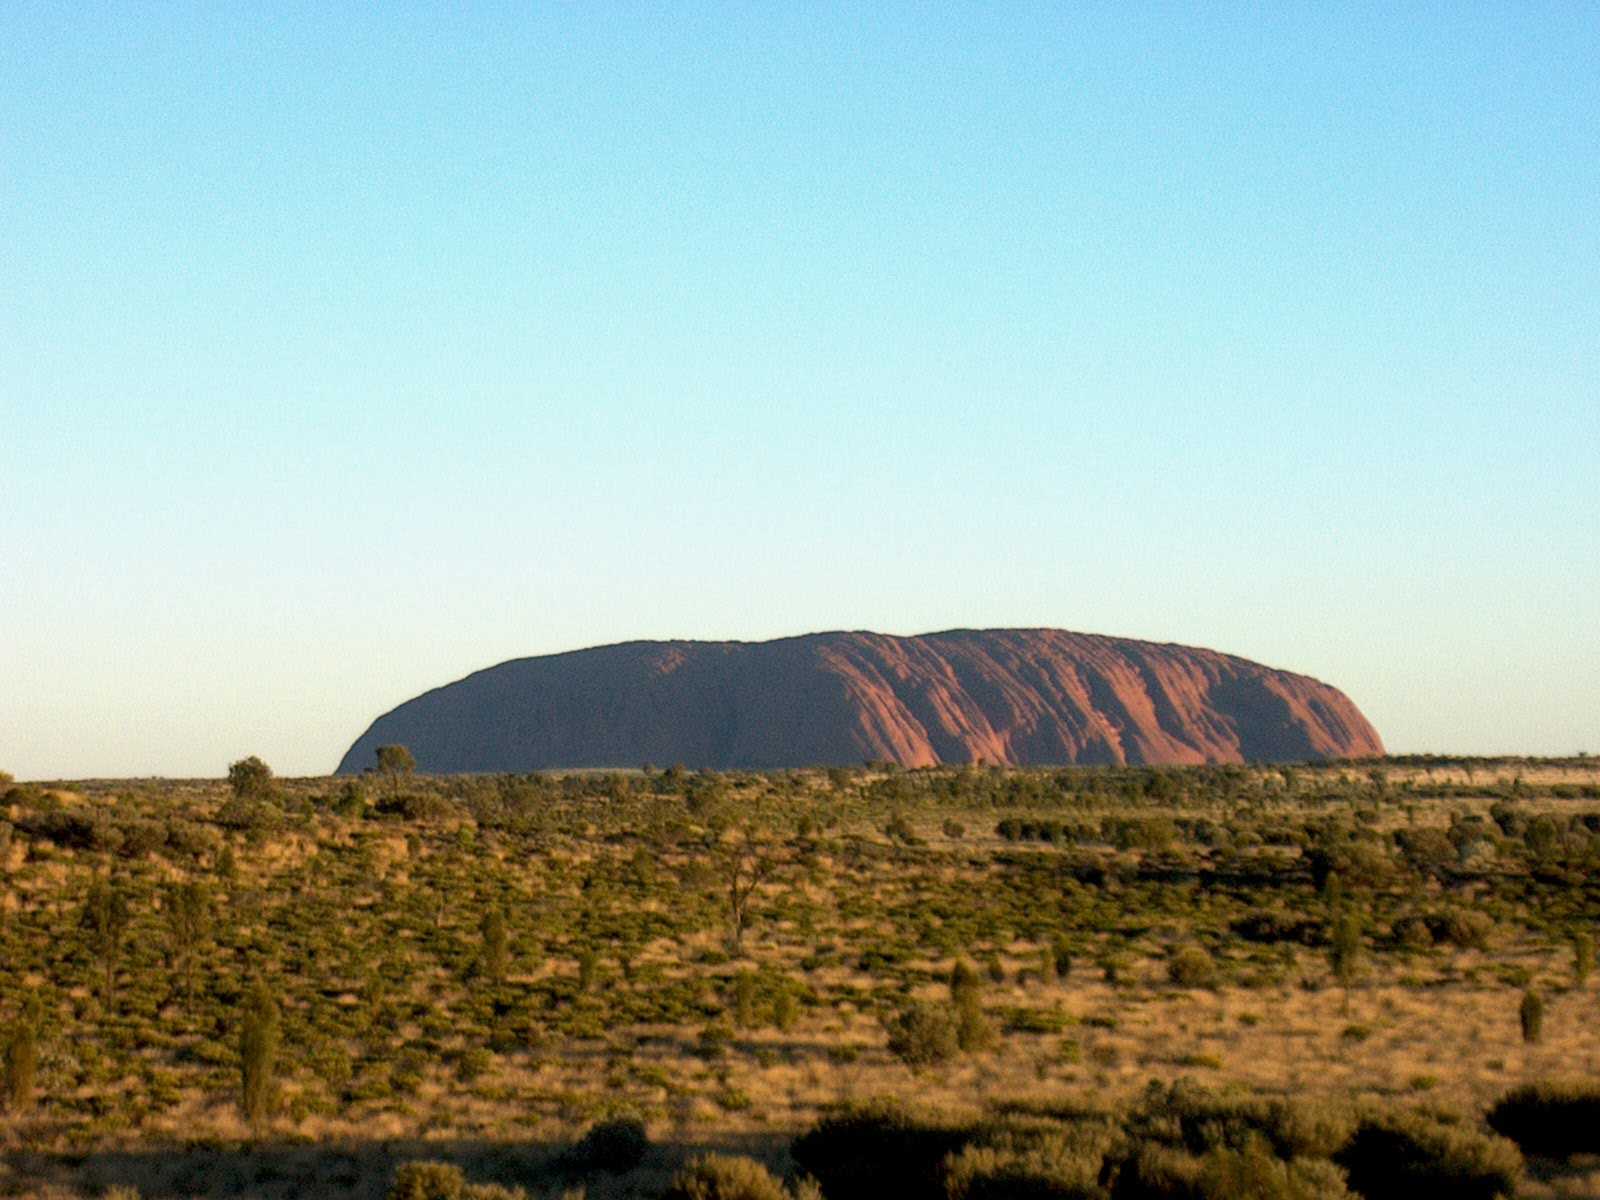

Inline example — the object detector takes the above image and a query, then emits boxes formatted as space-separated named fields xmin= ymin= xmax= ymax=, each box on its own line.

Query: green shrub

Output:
xmin=1329 ymin=910 xmax=1362 ymax=998
xmin=1487 ymin=1081 xmax=1600 ymax=1158
xmin=2 ymin=1011 xmax=38 ymax=1113
xmin=945 ymin=1119 xmax=1116 ymax=1199
xmin=1128 ymin=1083 xmax=1354 ymax=1165
xmin=774 ymin=988 xmax=801 ymax=1031
xmin=950 ymin=961 xmax=983 ymax=1004
xmin=238 ymin=981 xmax=280 ymax=1124
xmin=886 ymin=1004 xmax=959 ymax=1067
xmin=1268 ymin=1100 xmax=1357 ymax=1160
xmin=455 ymin=1045 xmax=492 ymax=1083
xmin=334 ymin=778 xmax=368 ymax=818
xmin=568 ymin=1115 xmax=649 ymax=1172
xmin=215 ymin=797 xmax=280 ymax=834
xmin=227 ymin=756 xmax=276 ymax=801
xmin=1117 ymin=1135 xmax=1353 ymax=1200
xmin=1167 ymin=945 xmax=1217 ymax=989
xmin=480 ymin=910 xmax=509 ymax=984
xmin=310 ymin=1040 xmax=353 ymax=1092
xmin=665 ymin=1154 xmax=786 ymax=1200
xmin=577 ymin=948 xmax=598 ymax=993
xmin=955 ymin=992 xmax=998 ymax=1054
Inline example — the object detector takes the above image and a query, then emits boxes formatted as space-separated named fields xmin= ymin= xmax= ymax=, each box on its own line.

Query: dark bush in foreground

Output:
xmin=1334 ymin=1113 xmax=1520 ymax=1200
xmin=567 ymin=1115 xmax=649 ymax=1172
xmin=1486 ymin=1081 xmax=1600 ymax=1158
xmin=791 ymin=1101 xmax=973 ymax=1200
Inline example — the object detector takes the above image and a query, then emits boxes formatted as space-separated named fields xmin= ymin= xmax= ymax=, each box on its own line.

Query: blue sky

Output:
xmin=3 ymin=4 xmax=1596 ymax=777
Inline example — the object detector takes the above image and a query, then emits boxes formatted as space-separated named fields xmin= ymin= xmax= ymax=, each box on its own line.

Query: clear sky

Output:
xmin=3 ymin=4 xmax=1597 ymax=779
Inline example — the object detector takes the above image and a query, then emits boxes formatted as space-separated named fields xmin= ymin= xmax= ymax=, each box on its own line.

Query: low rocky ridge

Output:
xmin=336 ymin=629 xmax=1382 ymax=772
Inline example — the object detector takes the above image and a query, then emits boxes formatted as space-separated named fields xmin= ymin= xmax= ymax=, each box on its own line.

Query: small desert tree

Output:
xmin=2 ymin=999 xmax=40 ymax=1113
xmin=949 ymin=961 xmax=996 ymax=1052
xmin=80 ymin=876 xmax=131 ymax=1006
xmin=949 ymin=960 xmax=982 ymax=1006
xmin=479 ymin=908 xmax=509 ymax=985
xmin=227 ymin=756 xmax=276 ymax=801
xmin=711 ymin=823 xmax=775 ymax=952
xmin=166 ymin=879 xmax=211 ymax=1003
xmin=1329 ymin=907 xmax=1362 ymax=1013
xmin=239 ymin=980 xmax=280 ymax=1125
xmin=375 ymin=745 xmax=416 ymax=799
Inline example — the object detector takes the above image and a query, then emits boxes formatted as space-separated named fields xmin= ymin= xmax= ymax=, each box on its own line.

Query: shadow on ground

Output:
xmin=4 ymin=1132 xmax=796 ymax=1200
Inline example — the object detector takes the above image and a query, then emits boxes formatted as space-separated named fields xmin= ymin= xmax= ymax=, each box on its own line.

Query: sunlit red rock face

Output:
xmin=336 ymin=629 xmax=1384 ymax=773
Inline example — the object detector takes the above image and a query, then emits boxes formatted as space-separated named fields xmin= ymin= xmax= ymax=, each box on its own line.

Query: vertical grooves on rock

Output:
xmin=335 ymin=629 xmax=1384 ymax=773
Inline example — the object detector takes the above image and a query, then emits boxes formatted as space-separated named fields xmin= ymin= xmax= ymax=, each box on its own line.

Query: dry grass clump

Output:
xmin=388 ymin=1160 xmax=548 ymax=1200
xmin=1167 ymin=945 xmax=1218 ymax=989
xmin=943 ymin=1114 xmax=1118 ymax=1199
xmin=663 ymin=1155 xmax=808 ymax=1200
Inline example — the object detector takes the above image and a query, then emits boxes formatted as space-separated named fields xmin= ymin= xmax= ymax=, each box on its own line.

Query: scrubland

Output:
xmin=2 ymin=756 xmax=1600 ymax=1198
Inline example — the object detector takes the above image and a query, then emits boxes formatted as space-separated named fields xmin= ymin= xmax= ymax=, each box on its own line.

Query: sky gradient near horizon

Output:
xmin=3 ymin=4 xmax=1597 ymax=778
